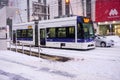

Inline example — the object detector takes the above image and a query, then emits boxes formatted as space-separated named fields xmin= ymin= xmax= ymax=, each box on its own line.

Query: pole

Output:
xmin=70 ymin=3 xmax=73 ymax=16
xmin=15 ymin=42 xmax=17 ymax=52
xmin=7 ymin=18 xmax=12 ymax=40
xmin=35 ymin=20 xmax=39 ymax=47
xmin=9 ymin=41 xmax=11 ymax=51
xmin=38 ymin=45 xmax=40 ymax=58
xmin=65 ymin=0 xmax=70 ymax=16
xmin=30 ymin=44 xmax=32 ymax=56
xmin=27 ymin=0 xmax=30 ymax=22
xmin=22 ymin=43 xmax=24 ymax=54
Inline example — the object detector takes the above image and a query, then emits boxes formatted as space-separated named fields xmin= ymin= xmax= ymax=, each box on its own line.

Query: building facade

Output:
xmin=8 ymin=0 xmax=49 ymax=23
xmin=48 ymin=0 xmax=120 ymax=36
xmin=6 ymin=0 xmax=92 ymax=23
xmin=95 ymin=0 xmax=120 ymax=36
xmin=2 ymin=0 xmax=119 ymax=36
xmin=0 ymin=0 xmax=8 ymax=9
xmin=48 ymin=0 xmax=86 ymax=19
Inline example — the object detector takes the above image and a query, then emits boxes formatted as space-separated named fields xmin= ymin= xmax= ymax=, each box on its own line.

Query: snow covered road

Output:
xmin=0 ymin=46 xmax=120 ymax=80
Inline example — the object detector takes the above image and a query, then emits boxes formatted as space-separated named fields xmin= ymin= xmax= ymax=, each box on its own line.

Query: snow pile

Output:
xmin=106 ymin=35 xmax=120 ymax=46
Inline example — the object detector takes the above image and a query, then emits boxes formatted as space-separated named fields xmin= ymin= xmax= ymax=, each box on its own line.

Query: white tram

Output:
xmin=12 ymin=16 xmax=95 ymax=50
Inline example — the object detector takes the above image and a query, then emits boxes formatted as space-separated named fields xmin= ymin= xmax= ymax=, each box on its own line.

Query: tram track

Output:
xmin=7 ymin=48 xmax=72 ymax=62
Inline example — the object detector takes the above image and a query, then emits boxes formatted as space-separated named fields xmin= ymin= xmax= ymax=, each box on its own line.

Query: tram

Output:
xmin=12 ymin=16 xmax=95 ymax=50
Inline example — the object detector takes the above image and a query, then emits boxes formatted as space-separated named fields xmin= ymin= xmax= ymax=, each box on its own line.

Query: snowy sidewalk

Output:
xmin=0 ymin=50 xmax=76 ymax=80
xmin=0 ymin=47 xmax=120 ymax=80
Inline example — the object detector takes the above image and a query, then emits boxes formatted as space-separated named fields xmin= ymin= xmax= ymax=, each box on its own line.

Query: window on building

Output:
xmin=99 ymin=25 xmax=110 ymax=35
xmin=0 ymin=0 xmax=8 ymax=9
xmin=114 ymin=24 xmax=120 ymax=36
xmin=58 ymin=0 xmax=62 ymax=16
xmin=86 ymin=0 xmax=91 ymax=18
xmin=38 ymin=0 xmax=41 ymax=2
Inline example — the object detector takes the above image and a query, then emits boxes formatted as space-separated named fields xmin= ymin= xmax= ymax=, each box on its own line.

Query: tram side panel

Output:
xmin=12 ymin=22 xmax=35 ymax=46
xmin=38 ymin=16 xmax=95 ymax=50
xmin=12 ymin=16 xmax=95 ymax=50
xmin=38 ymin=18 xmax=80 ymax=49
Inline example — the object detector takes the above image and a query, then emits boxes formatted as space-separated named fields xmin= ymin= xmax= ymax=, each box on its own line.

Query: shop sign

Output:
xmin=95 ymin=0 xmax=120 ymax=22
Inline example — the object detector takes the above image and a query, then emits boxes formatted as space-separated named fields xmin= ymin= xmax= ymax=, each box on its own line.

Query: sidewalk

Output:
xmin=0 ymin=39 xmax=7 ymax=50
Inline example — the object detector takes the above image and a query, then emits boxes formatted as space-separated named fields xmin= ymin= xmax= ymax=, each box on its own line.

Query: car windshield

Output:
xmin=83 ymin=23 xmax=94 ymax=39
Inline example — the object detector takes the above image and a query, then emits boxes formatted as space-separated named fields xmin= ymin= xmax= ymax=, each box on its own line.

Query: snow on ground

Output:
xmin=106 ymin=35 xmax=120 ymax=46
xmin=0 ymin=36 xmax=120 ymax=80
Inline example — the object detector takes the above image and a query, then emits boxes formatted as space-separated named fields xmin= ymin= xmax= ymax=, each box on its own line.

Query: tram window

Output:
xmin=69 ymin=27 xmax=74 ymax=34
xmin=40 ymin=29 xmax=45 ymax=38
xmin=17 ymin=29 xmax=33 ymax=38
xmin=83 ymin=25 xmax=89 ymax=38
xmin=27 ymin=29 xmax=33 ymax=38
xmin=84 ymin=27 xmax=88 ymax=32
xmin=58 ymin=27 xmax=66 ymax=38
xmin=47 ymin=28 xmax=56 ymax=38
xmin=22 ymin=30 xmax=27 ymax=38
xmin=77 ymin=23 xmax=84 ymax=39
xmin=83 ymin=23 xmax=94 ymax=38
xmin=68 ymin=27 xmax=75 ymax=38
xmin=17 ymin=30 xmax=22 ymax=38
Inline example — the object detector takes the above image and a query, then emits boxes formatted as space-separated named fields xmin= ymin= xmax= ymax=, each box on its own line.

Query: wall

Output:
xmin=95 ymin=0 xmax=120 ymax=22
xmin=48 ymin=0 xmax=84 ymax=19
xmin=0 ymin=7 xmax=7 ymax=27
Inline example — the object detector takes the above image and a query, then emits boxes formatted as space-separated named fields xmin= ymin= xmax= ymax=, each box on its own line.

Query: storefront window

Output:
xmin=99 ymin=24 xmax=120 ymax=36
xmin=99 ymin=25 xmax=109 ymax=35
xmin=114 ymin=24 xmax=120 ymax=36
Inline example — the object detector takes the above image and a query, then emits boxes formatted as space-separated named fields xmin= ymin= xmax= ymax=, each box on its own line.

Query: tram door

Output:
xmin=40 ymin=29 xmax=46 ymax=45
xmin=13 ymin=30 xmax=16 ymax=43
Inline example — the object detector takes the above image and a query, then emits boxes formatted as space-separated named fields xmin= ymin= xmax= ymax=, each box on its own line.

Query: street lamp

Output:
xmin=65 ymin=0 xmax=70 ymax=16
xmin=65 ymin=0 xmax=70 ymax=4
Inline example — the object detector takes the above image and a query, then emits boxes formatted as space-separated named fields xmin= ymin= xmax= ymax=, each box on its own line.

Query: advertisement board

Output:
xmin=95 ymin=0 xmax=120 ymax=22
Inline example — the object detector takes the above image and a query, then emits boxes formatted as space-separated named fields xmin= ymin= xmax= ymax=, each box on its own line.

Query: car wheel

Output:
xmin=100 ymin=42 xmax=106 ymax=47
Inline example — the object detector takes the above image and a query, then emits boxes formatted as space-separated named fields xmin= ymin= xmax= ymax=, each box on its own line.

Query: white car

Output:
xmin=95 ymin=35 xmax=114 ymax=47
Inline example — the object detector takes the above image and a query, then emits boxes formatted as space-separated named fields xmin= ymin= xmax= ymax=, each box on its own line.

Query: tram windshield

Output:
xmin=83 ymin=23 xmax=94 ymax=39
xmin=77 ymin=23 xmax=94 ymax=39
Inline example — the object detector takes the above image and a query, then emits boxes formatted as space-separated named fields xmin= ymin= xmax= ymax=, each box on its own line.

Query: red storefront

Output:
xmin=95 ymin=0 xmax=120 ymax=36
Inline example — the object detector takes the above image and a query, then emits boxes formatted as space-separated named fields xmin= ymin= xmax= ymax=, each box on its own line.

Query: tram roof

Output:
xmin=13 ymin=16 xmax=85 ymax=26
xmin=39 ymin=16 xmax=78 ymax=23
